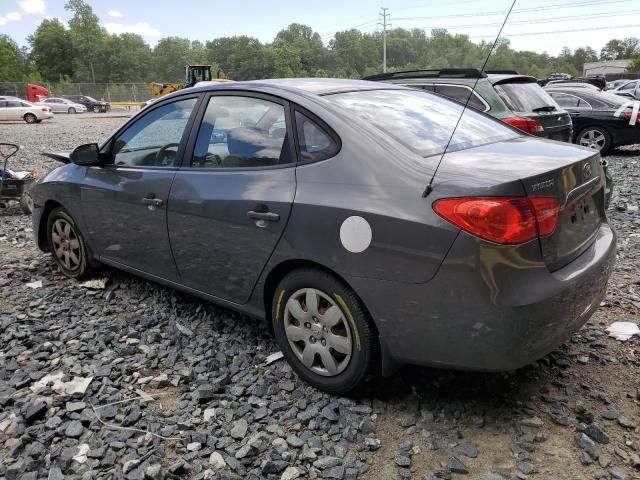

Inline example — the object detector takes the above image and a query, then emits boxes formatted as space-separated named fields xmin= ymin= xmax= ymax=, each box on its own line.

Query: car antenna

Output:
xmin=422 ymin=0 xmax=517 ymax=198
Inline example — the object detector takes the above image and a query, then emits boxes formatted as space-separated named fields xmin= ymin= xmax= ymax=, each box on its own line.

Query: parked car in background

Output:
xmin=546 ymin=82 xmax=600 ymax=91
xmin=32 ymin=79 xmax=615 ymax=393
xmin=0 ymin=99 xmax=53 ymax=123
xmin=546 ymin=77 xmax=606 ymax=90
xmin=36 ymin=97 xmax=87 ymax=114
xmin=364 ymin=69 xmax=572 ymax=142
xmin=547 ymin=87 xmax=640 ymax=155
xmin=610 ymin=80 xmax=640 ymax=100
xmin=62 ymin=95 xmax=110 ymax=113
xmin=607 ymin=79 xmax=632 ymax=90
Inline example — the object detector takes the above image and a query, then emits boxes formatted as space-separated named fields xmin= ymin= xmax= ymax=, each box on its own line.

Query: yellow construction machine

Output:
xmin=151 ymin=65 xmax=232 ymax=98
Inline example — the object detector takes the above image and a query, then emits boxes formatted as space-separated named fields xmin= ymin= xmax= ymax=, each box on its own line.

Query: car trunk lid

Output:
xmin=434 ymin=137 xmax=606 ymax=270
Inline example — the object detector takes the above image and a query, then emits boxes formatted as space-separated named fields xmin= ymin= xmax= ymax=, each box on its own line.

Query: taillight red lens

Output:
xmin=502 ymin=116 xmax=544 ymax=135
xmin=433 ymin=196 xmax=560 ymax=245
xmin=623 ymin=111 xmax=640 ymax=125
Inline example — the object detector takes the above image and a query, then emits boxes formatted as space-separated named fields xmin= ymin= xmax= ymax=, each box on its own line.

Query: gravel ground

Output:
xmin=0 ymin=116 xmax=639 ymax=480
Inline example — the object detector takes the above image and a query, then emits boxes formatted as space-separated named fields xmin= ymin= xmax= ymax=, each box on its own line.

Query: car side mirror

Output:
xmin=70 ymin=143 xmax=102 ymax=166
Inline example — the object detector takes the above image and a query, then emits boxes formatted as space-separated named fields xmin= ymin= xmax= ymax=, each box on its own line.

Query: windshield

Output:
xmin=494 ymin=82 xmax=561 ymax=113
xmin=85 ymin=96 xmax=99 ymax=102
xmin=327 ymin=89 xmax=520 ymax=157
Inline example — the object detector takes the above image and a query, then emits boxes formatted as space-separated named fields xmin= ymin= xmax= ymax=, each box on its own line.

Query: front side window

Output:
xmin=112 ymin=97 xmax=196 ymax=168
xmin=295 ymin=111 xmax=339 ymax=162
xmin=327 ymin=89 xmax=519 ymax=157
xmin=192 ymin=96 xmax=290 ymax=168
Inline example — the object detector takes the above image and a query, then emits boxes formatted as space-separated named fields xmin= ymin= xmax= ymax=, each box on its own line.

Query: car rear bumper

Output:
xmin=349 ymin=222 xmax=616 ymax=372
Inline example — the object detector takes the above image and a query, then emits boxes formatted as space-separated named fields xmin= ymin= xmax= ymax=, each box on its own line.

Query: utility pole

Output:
xmin=378 ymin=7 xmax=391 ymax=73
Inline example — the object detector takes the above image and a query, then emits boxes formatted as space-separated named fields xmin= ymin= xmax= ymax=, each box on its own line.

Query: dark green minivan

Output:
xmin=364 ymin=69 xmax=573 ymax=142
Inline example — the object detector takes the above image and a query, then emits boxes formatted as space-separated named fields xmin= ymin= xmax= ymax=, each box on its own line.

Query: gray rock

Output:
xmin=209 ymin=451 xmax=226 ymax=470
xmin=618 ymin=416 xmax=636 ymax=429
xmin=584 ymin=424 xmax=609 ymax=444
xmin=230 ymin=418 xmax=248 ymax=439
xmin=313 ymin=456 xmax=342 ymax=469
xmin=448 ymin=456 xmax=469 ymax=474
xmin=454 ymin=442 xmax=478 ymax=459
xmin=66 ymin=401 xmax=86 ymax=412
xmin=395 ymin=454 xmax=411 ymax=467
xmin=608 ymin=467 xmax=630 ymax=480
xmin=24 ymin=401 xmax=47 ymax=424
xmin=286 ymin=434 xmax=304 ymax=448
xmin=64 ymin=420 xmax=83 ymax=438
xmin=323 ymin=465 xmax=345 ymax=479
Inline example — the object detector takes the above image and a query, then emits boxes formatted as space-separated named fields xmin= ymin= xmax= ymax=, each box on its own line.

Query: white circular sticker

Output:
xmin=340 ymin=216 xmax=372 ymax=253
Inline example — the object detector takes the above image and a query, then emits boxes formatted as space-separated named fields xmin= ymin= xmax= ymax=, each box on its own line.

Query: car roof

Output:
xmin=186 ymin=78 xmax=404 ymax=96
xmin=486 ymin=74 xmax=538 ymax=85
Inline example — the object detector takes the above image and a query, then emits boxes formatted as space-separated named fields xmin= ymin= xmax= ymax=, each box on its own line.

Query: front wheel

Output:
xmin=92 ymin=105 xmax=101 ymax=113
xmin=24 ymin=113 xmax=37 ymax=124
xmin=271 ymin=268 xmax=379 ymax=395
xmin=68 ymin=107 xmax=76 ymax=114
xmin=46 ymin=207 xmax=93 ymax=279
xmin=577 ymin=126 xmax=611 ymax=155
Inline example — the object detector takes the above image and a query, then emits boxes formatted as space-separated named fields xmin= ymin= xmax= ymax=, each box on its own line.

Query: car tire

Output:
xmin=271 ymin=268 xmax=379 ymax=395
xmin=46 ymin=207 xmax=93 ymax=280
xmin=92 ymin=105 xmax=101 ymax=113
xmin=24 ymin=113 xmax=37 ymax=124
xmin=19 ymin=193 xmax=33 ymax=215
xmin=68 ymin=107 xmax=76 ymax=114
xmin=577 ymin=126 xmax=611 ymax=155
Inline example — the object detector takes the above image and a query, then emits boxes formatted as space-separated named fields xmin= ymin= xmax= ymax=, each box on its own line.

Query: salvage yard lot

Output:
xmin=0 ymin=115 xmax=639 ymax=479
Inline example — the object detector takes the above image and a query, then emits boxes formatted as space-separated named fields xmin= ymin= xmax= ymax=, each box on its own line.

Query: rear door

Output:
xmin=81 ymin=96 xmax=199 ymax=280
xmin=168 ymin=92 xmax=296 ymax=303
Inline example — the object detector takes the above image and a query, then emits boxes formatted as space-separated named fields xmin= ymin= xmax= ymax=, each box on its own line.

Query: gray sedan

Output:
xmin=31 ymin=79 xmax=615 ymax=394
xmin=36 ymin=97 xmax=87 ymax=114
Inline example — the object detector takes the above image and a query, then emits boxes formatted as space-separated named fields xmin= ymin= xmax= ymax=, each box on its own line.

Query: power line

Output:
xmin=397 ymin=9 xmax=640 ymax=31
xmin=393 ymin=0 xmax=635 ymax=21
xmin=467 ymin=22 xmax=640 ymax=39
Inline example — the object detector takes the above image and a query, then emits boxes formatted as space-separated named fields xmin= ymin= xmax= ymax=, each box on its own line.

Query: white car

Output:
xmin=36 ymin=97 xmax=87 ymax=114
xmin=0 ymin=99 xmax=53 ymax=123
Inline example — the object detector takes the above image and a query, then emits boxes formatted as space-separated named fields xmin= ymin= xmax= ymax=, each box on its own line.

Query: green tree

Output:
xmin=600 ymin=37 xmax=640 ymax=60
xmin=28 ymin=19 xmax=73 ymax=81
xmin=0 ymin=35 xmax=30 ymax=82
xmin=152 ymin=37 xmax=192 ymax=81
xmin=206 ymin=36 xmax=275 ymax=80
xmin=104 ymin=33 xmax=152 ymax=82
xmin=65 ymin=0 xmax=107 ymax=83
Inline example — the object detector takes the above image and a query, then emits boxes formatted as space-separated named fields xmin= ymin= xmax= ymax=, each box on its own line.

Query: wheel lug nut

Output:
xmin=309 ymin=337 xmax=316 ymax=343
xmin=321 ymin=339 xmax=326 ymax=346
xmin=305 ymin=322 xmax=311 ymax=329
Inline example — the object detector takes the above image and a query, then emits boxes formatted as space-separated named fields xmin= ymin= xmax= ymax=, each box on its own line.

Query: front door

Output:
xmin=81 ymin=96 xmax=199 ymax=280
xmin=168 ymin=93 xmax=297 ymax=303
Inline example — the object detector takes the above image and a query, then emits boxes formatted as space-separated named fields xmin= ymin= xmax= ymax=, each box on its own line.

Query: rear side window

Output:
xmin=494 ymin=82 xmax=560 ymax=113
xmin=549 ymin=93 xmax=591 ymax=109
xmin=433 ymin=85 xmax=488 ymax=112
xmin=295 ymin=111 xmax=339 ymax=162
xmin=327 ymin=89 xmax=520 ymax=157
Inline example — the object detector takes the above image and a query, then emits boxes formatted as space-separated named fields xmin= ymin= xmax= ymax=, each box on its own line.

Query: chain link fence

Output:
xmin=0 ymin=82 xmax=153 ymax=103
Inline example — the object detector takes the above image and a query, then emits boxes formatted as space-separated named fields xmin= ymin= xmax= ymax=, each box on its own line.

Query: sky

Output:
xmin=1 ymin=0 xmax=640 ymax=57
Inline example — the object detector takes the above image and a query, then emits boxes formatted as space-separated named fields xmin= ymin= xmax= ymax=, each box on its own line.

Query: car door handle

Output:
xmin=247 ymin=211 xmax=280 ymax=222
xmin=142 ymin=197 xmax=163 ymax=207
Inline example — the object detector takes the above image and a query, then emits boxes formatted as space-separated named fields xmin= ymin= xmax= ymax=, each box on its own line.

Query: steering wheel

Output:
xmin=155 ymin=143 xmax=179 ymax=166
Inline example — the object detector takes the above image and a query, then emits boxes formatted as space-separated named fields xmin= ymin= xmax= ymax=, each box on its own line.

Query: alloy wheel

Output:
xmin=51 ymin=218 xmax=82 ymax=271
xmin=578 ymin=129 xmax=606 ymax=151
xmin=283 ymin=288 xmax=353 ymax=376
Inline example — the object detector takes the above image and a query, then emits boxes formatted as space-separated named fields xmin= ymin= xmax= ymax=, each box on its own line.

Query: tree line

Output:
xmin=1 ymin=0 xmax=639 ymax=85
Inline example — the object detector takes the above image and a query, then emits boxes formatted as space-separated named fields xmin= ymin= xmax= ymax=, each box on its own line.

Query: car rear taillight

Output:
xmin=502 ymin=116 xmax=545 ymax=135
xmin=41 ymin=107 xmax=49 ymax=112
xmin=433 ymin=196 xmax=560 ymax=245
xmin=623 ymin=111 xmax=640 ymax=125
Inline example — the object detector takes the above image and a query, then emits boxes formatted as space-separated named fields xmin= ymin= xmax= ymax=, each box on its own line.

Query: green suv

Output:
xmin=364 ymin=68 xmax=572 ymax=142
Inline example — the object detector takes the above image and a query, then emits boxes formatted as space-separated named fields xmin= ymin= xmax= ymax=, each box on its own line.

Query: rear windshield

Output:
xmin=327 ymin=89 xmax=520 ymax=157
xmin=494 ymin=82 xmax=560 ymax=113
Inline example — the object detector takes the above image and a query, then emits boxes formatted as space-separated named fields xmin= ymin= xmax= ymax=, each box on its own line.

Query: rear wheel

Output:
xmin=92 ymin=105 xmax=101 ymax=113
xmin=577 ymin=126 xmax=611 ymax=155
xmin=271 ymin=268 xmax=379 ymax=394
xmin=24 ymin=113 xmax=37 ymax=124
xmin=68 ymin=107 xmax=76 ymax=114
xmin=46 ymin=207 xmax=92 ymax=279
